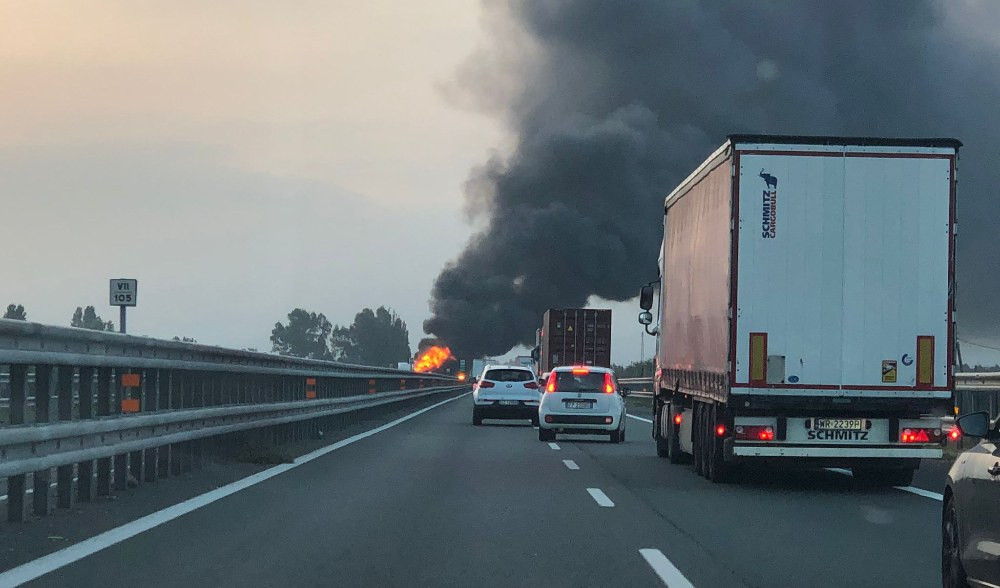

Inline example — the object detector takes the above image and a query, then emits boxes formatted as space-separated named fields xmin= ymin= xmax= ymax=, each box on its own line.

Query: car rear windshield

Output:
xmin=484 ymin=369 xmax=534 ymax=382
xmin=553 ymin=372 xmax=607 ymax=392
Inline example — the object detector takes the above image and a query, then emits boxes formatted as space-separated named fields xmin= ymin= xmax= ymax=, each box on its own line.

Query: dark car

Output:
xmin=943 ymin=411 xmax=1000 ymax=587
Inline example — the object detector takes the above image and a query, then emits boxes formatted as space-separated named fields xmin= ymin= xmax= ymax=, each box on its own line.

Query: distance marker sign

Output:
xmin=109 ymin=279 xmax=138 ymax=307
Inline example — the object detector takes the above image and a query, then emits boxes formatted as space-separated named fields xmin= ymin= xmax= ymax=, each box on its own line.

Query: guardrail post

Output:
xmin=77 ymin=367 xmax=95 ymax=501
xmin=192 ymin=373 xmax=204 ymax=469
xmin=181 ymin=373 xmax=193 ymax=473
xmin=33 ymin=364 xmax=52 ymax=516
xmin=144 ymin=369 xmax=159 ymax=483
xmin=158 ymin=371 xmax=173 ymax=478
xmin=96 ymin=367 xmax=113 ymax=496
xmin=170 ymin=372 xmax=184 ymax=476
xmin=113 ymin=369 xmax=128 ymax=491
xmin=56 ymin=366 xmax=74 ymax=509
xmin=7 ymin=364 xmax=28 ymax=522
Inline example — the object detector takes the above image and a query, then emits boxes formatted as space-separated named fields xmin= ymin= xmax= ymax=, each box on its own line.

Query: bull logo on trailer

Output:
xmin=759 ymin=169 xmax=778 ymax=239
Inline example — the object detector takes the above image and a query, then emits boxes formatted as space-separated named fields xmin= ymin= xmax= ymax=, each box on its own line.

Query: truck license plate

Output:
xmin=814 ymin=418 xmax=864 ymax=431
xmin=565 ymin=401 xmax=592 ymax=409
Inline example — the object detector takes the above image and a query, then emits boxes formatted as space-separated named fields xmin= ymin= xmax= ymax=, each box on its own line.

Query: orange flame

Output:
xmin=413 ymin=345 xmax=453 ymax=373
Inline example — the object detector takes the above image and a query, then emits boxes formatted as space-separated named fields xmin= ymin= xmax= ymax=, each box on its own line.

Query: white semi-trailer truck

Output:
xmin=640 ymin=134 xmax=960 ymax=485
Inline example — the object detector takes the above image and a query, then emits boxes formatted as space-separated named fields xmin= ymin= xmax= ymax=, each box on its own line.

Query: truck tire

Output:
xmin=852 ymin=467 xmax=915 ymax=487
xmin=655 ymin=404 xmax=670 ymax=457
xmin=706 ymin=404 xmax=731 ymax=483
xmin=694 ymin=404 xmax=708 ymax=478
xmin=666 ymin=402 xmax=690 ymax=464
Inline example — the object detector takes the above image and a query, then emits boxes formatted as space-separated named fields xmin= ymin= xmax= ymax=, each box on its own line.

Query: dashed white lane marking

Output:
xmin=562 ymin=459 xmax=579 ymax=470
xmin=825 ymin=467 xmax=944 ymax=501
xmin=628 ymin=414 xmax=653 ymax=424
xmin=586 ymin=487 xmax=614 ymax=507
xmin=548 ymin=442 xmax=560 ymax=450
xmin=639 ymin=548 xmax=695 ymax=588
xmin=0 ymin=392 xmax=469 ymax=587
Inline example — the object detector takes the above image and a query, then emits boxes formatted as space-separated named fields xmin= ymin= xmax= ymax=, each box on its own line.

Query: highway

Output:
xmin=8 ymin=391 xmax=946 ymax=587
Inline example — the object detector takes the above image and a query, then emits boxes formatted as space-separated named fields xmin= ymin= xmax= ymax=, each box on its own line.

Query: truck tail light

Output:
xmin=715 ymin=424 xmax=727 ymax=437
xmin=749 ymin=332 xmax=767 ymax=385
xmin=734 ymin=425 xmax=775 ymax=441
xmin=916 ymin=336 xmax=935 ymax=388
xmin=948 ymin=427 xmax=961 ymax=442
xmin=524 ymin=381 xmax=539 ymax=389
xmin=546 ymin=372 xmax=557 ymax=393
xmin=673 ymin=412 xmax=682 ymax=425
xmin=604 ymin=372 xmax=614 ymax=394
xmin=900 ymin=427 xmax=944 ymax=443
xmin=478 ymin=381 xmax=495 ymax=389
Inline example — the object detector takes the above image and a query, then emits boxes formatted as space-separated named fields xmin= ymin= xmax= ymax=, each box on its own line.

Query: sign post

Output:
xmin=109 ymin=279 xmax=138 ymax=334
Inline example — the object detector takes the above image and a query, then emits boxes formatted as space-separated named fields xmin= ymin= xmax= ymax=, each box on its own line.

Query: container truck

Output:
xmin=640 ymin=134 xmax=960 ymax=485
xmin=535 ymin=309 xmax=612 ymax=374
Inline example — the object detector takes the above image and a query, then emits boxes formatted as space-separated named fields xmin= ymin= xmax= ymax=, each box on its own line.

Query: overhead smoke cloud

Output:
xmin=426 ymin=0 xmax=1000 ymax=358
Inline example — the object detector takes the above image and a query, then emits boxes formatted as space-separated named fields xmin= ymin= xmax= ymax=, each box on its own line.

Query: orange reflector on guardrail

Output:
xmin=121 ymin=373 xmax=141 ymax=388
xmin=749 ymin=333 xmax=767 ymax=385
xmin=121 ymin=398 xmax=140 ymax=413
xmin=917 ymin=335 xmax=935 ymax=388
xmin=305 ymin=377 xmax=317 ymax=399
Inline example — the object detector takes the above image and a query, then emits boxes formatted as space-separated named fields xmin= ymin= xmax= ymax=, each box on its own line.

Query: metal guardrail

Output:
xmin=0 ymin=319 xmax=462 ymax=523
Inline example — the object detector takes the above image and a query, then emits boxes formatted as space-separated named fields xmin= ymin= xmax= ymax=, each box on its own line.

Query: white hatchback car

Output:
xmin=538 ymin=366 xmax=626 ymax=443
xmin=472 ymin=365 xmax=541 ymax=426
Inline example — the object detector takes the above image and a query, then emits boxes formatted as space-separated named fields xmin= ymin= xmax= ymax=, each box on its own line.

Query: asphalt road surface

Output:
xmin=10 ymin=393 xmax=945 ymax=587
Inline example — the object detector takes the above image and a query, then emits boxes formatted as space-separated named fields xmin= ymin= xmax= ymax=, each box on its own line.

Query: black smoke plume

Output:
xmin=426 ymin=1 xmax=1000 ymax=358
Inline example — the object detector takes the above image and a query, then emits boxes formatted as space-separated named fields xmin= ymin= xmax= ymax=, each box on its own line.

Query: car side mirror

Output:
xmin=638 ymin=311 xmax=653 ymax=326
xmin=639 ymin=285 xmax=654 ymax=311
xmin=957 ymin=411 xmax=991 ymax=439
xmin=620 ymin=387 xmax=630 ymax=397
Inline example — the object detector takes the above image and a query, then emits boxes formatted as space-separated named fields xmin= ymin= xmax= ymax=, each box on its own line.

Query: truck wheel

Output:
xmin=655 ymin=404 xmax=669 ymax=457
xmin=706 ymin=404 xmax=731 ymax=483
xmin=852 ymin=467 xmax=915 ymax=487
xmin=694 ymin=404 xmax=707 ymax=478
xmin=666 ymin=402 xmax=690 ymax=464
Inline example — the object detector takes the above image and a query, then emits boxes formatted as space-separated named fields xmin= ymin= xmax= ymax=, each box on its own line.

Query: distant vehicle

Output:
xmin=513 ymin=355 xmax=534 ymax=370
xmin=943 ymin=411 xmax=1000 ymax=587
xmin=538 ymin=366 xmax=627 ymax=443
xmin=535 ymin=308 xmax=612 ymax=374
xmin=470 ymin=358 xmax=497 ymax=381
xmin=472 ymin=365 xmax=540 ymax=426
xmin=642 ymin=135 xmax=960 ymax=484
xmin=396 ymin=362 xmax=412 ymax=370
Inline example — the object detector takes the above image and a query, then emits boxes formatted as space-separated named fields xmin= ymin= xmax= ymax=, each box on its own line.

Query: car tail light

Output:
xmin=603 ymin=372 xmax=614 ymax=394
xmin=546 ymin=372 xmax=557 ymax=393
xmin=571 ymin=367 xmax=590 ymax=375
xmin=525 ymin=381 xmax=539 ymax=389
xmin=673 ymin=412 xmax=682 ymax=425
xmin=734 ymin=425 xmax=774 ymax=441
xmin=900 ymin=427 xmax=944 ymax=443
xmin=478 ymin=381 xmax=495 ymax=389
xmin=544 ymin=415 xmax=554 ymax=423
xmin=604 ymin=416 xmax=613 ymax=424
xmin=715 ymin=424 xmax=727 ymax=437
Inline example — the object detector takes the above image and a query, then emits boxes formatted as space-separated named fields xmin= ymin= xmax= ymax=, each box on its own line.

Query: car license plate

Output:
xmin=499 ymin=400 xmax=519 ymax=406
xmin=565 ymin=401 xmax=592 ymax=409
xmin=814 ymin=418 xmax=865 ymax=431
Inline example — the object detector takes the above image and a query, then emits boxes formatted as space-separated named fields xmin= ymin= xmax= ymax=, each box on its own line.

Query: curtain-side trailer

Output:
xmin=644 ymin=134 xmax=960 ymax=485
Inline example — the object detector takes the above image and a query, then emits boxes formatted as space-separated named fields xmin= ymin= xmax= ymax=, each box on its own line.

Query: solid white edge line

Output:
xmin=586 ymin=487 xmax=614 ymax=507
xmin=825 ymin=467 xmax=944 ymax=501
xmin=0 ymin=392 xmax=469 ymax=587
xmin=562 ymin=459 xmax=579 ymax=470
xmin=548 ymin=442 xmax=560 ymax=450
xmin=639 ymin=548 xmax=695 ymax=588
xmin=627 ymin=414 xmax=653 ymax=424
